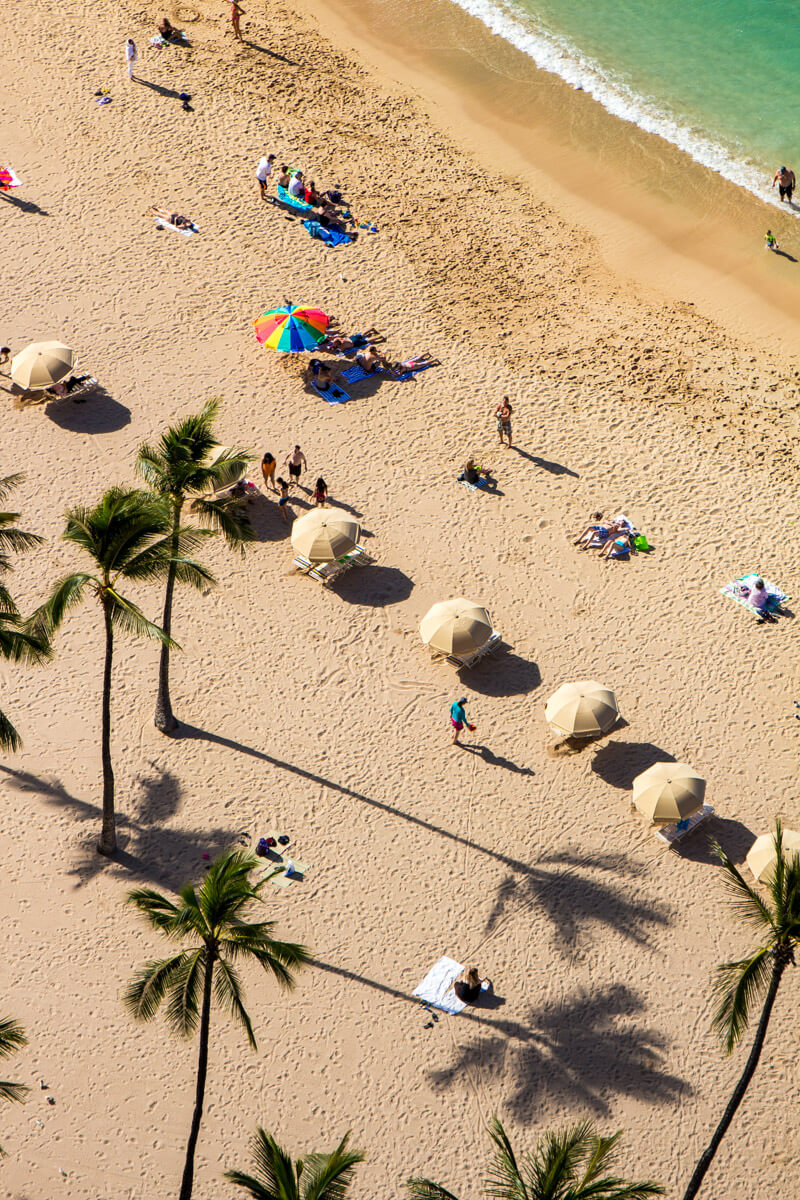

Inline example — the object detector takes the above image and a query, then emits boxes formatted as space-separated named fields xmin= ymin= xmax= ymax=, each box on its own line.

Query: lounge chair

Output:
xmin=293 ymin=545 xmax=372 ymax=586
xmin=429 ymin=632 xmax=503 ymax=669
xmin=653 ymin=804 xmax=715 ymax=846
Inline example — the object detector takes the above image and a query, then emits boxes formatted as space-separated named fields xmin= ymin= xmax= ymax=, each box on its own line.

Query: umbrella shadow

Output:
xmin=45 ymin=384 xmax=131 ymax=433
xmin=0 ymin=191 xmax=50 ymax=216
xmin=671 ymin=815 xmax=756 ymax=866
xmin=331 ymin=564 xmax=414 ymax=606
xmin=457 ymin=651 xmax=541 ymax=697
xmin=428 ymin=983 xmax=690 ymax=1121
xmin=590 ymin=741 xmax=676 ymax=790
xmin=0 ymin=763 xmax=243 ymax=889
xmin=546 ymin=718 xmax=630 ymax=758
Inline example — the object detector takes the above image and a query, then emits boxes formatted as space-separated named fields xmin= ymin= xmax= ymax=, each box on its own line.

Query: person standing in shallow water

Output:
xmin=772 ymin=165 xmax=796 ymax=203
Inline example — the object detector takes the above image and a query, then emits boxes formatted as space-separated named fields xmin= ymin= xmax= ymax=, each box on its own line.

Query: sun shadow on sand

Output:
xmin=670 ymin=815 xmax=756 ymax=867
xmin=457 ymin=651 xmax=540 ymax=697
xmin=428 ymin=983 xmax=690 ymax=1120
xmin=590 ymin=741 xmax=676 ymax=790
xmin=45 ymin=385 xmax=131 ymax=432
xmin=240 ymin=492 xmax=291 ymax=542
xmin=0 ymin=191 xmax=49 ymax=216
xmin=0 ymin=763 xmax=244 ymax=888
xmin=483 ymin=850 xmax=672 ymax=949
xmin=331 ymin=564 xmax=413 ymax=606
xmin=458 ymin=743 xmax=535 ymax=776
xmin=510 ymin=446 xmax=579 ymax=477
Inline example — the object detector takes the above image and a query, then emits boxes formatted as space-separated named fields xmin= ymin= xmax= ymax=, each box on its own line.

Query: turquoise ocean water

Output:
xmin=447 ymin=0 xmax=800 ymax=206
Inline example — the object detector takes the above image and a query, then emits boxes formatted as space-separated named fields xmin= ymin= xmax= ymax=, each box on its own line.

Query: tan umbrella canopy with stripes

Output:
xmin=632 ymin=762 xmax=706 ymax=824
xmin=291 ymin=509 xmax=361 ymax=563
xmin=746 ymin=829 xmax=800 ymax=884
xmin=544 ymin=680 xmax=619 ymax=738
xmin=419 ymin=598 xmax=493 ymax=658
xmin=11 ymin=341 xmax=75 ymax=390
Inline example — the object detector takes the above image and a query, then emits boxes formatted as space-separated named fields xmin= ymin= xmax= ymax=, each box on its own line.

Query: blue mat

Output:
xmin=302 ymin=219 xmax=353 ymax=247
xmin=310 ymin=379 xmax=350 ymax=405
xmin=340 ymin=363 xmax=370 ymax=384
xmin=276 ymin=185 xmax=312 ymax=212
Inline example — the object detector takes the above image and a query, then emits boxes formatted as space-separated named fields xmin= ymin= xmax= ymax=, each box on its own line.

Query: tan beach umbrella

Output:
xmin=745 ymin=829 xmax=800 ymax=884
xmin=632 ymin=762 xmax=706 ymax=824
xmin=419 ymin=598 xmax=493 ymax=657
xmin=291 ymin=509 xmax=361 ymax=563
xmin=544 ymin=680 xmax=619 ymax=738
xmin=11 ymin=341 xmax=74 ymax=390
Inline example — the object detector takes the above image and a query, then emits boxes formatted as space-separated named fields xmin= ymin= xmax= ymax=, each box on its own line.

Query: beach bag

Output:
xmin=634 ymin=534 xmax=650 ymax=551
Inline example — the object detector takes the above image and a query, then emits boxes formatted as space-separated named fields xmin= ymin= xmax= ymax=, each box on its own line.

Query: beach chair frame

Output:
xmin=293 ymin=545 xmax=372 ymax=586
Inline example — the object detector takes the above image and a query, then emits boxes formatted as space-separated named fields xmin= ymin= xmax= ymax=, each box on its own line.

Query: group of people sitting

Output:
xmin=304 ymin=325 xmax=436 ymax=392
xmin=275 ymin=167 xmax=353 ymax=232
xmin=573 ymin=512 xmax=641 ymax=559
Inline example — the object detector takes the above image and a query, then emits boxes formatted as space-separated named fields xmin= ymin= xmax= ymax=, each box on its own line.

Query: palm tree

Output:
xmin=681 ymin=821 xmax=800 ymax=1200
xmin=225 ymin=1128 xmax=364 ymax=1200
xmin=0 ymin=474 xmax=49 ymax=751
xmin=408 ymin=1117 xmax=663 ymax=1200
xmin=30 ymin=488 xmax=210 ymax=855
xmin=0 ymin=1017 xmax=28 ymax=1155
xmin=125 ymin=849 xmax=310 ymax=1200
xmin=135 ymin=399 xmax=253 ymax=732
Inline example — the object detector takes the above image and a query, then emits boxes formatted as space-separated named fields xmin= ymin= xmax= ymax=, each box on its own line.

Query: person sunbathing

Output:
xmin=747 ymin=578 xmax=770 ymax=611
xmin=356 ymin=345 xmax=394 ymax=374
xmin=600 ymin=529 xmax=635 ymax=559
xmin=306 ymin=358 xmax=336 ymax=391
xmin=391 ymin=351 xmax=440 ymax=375
xmin=151 ymin=206 xmax=196 ymax=231
xmin=453 ymin=967 xmax=491 ymax=1005
xmin=321 ymin=328 xmax=380 ymax=353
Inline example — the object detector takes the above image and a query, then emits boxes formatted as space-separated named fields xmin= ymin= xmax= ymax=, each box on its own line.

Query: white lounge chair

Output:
xmin=439 ymin=631 xmax=503 ymax=668
xmin=293 ymin=544 xmax=371 ymax=585
xmin=653 ymin=804 xmax=714 ymax=846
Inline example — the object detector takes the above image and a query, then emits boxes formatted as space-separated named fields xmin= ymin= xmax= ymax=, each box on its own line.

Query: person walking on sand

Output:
xmin=276 ymin=477 xmax=292 ymax=523
xmin=256 ymin=153 xmax=276 ymax=200
xmin=125 ymin=38 xmax=138 ymax=80
xmin=230 ymin=1 xmax=244 ymax=41
xmin=283 ymin=444 xmax=307 ymax=490
xmin=494 ymin=396 xmax=513 ymax=447
xmin=772 ymin=165 xmax=796 ymax=203
xmin=450 ymin=696 xmax=476 ymax=746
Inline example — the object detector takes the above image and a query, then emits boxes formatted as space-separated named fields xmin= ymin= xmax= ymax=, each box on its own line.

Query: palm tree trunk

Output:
xmin=155 ymin=503 xmax=181 ymax=733
xmin=682 ymin=956 xmax=786 ymax=1200
xmin=179 ymin=949 xmax=215 ymax=1200
xmin=97 ymin=600 xmax=117 ymax=856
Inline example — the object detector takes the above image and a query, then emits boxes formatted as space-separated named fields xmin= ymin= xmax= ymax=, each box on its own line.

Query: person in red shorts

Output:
xmin=450 ymin=696 xmax=476 ymax=746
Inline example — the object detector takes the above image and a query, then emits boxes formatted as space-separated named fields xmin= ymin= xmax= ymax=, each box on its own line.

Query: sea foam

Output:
xmin=448 ymin=0 xmax=789 ymax=211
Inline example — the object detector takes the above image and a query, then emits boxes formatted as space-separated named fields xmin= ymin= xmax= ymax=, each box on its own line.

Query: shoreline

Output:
xmin=304 ymin=0 xmax=800 ymax=358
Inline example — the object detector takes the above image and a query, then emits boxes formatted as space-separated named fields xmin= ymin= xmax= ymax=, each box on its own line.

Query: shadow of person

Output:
xmin=0 ymin=191 xmax=50 ymax=216
xmin=590 ymin=741 xmax=676 ymax=789
xmin=327 ymin=498 xmax=363 ymax=518
xmin=133 ymin=77 xmax=182 ymax=98
xmin=458 ymin=652 xmax=541 ymax=697
xmin=459 ymin=743 xmax=535 ymax=776
xmin=45 ymin=385 xmax=131 ymax=433
xmin=510 ymin=445 xmax=579 ymax=477
xmin=244 ymin=42 xmax=297 ymax=63
xmin=331 ymin=564 xmax=414 ymax=607
xmin=773 ymin=248 xmax=798 ymax=262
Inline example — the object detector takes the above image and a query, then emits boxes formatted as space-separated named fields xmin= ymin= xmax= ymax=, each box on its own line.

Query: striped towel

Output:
xmin=721 ymin=574 xmax=788 ymax=615
xmin=340 ymin=363 xmax=370 ymax=384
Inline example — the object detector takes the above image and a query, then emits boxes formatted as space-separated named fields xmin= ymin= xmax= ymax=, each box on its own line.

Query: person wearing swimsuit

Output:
xmin=261 ymin=452 xmax=277 ymax=493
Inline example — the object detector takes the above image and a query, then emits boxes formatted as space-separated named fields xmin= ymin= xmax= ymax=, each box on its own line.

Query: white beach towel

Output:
xmin=413 ymin=955 xmax=466 ymax=1014
xmin=0 ymin=167 xmax=22 ymax=189
xmin=154 ymin=217 xmax=198 ymax=238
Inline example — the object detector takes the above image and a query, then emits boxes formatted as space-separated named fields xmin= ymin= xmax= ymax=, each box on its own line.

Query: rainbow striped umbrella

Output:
xmin=253 ymin=304 xmax=329 ymax=352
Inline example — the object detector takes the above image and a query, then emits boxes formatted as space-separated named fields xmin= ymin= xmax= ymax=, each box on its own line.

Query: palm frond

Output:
xmin=711 ymin=948 xmax=772 ymax=1053
xmin=0 ymin=525 xmax=44 ymax=557
xmin=226 ymin=1127 xmax=299 ymax=1200
xmin=164 ymin=949 xmax=205 ymax=1038
xmin=126 ymin=886 xmax=182 ymax=932
xmin=486 ymin=1117 xmax=531 ymax=1200
xmin=124 ymin=953 xmax=192 ymax=1023
xmin=302 ymin=1135 xmax=365 ymax=1200
xmin=190 ymin=494 xmax=257 ymax=550
xmin=0 ymin=1018 xmax=28 ymax=1059
xmin=0 ymin=708 xmax=21 ymax=753
xmin=106 ymin=588 xmax=177 ymax=646
xmin=0 ymin=1080 xmax=27 ymax=1105
xmin=713 ymin=844 xmax=776 ymax=935
xmin=570 ymin=1130 xmax=664 ymax=1198
xmin=0 ymin=614 xmax=52 ymax=664
xmin=406 ymin=1181 xmax=463 ymax=1200
xmin=0 ymin=475 xmax=25 ymax=503
xmin=214 ymin=957 xmax=256 ymax=1049
xmin=28 ymin=573 xmax=95 ymax=638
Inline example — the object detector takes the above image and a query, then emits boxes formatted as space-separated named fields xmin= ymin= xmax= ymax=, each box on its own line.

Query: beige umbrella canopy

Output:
xmin=745 ymin=829 xmax=800 ymax=884
xmin=544 ymin=680 xmax=619 ymax=738
xmin=291 ymin=509 xmax=361 ymax=563
xmin=11 ymin=341 xmax=74 ymax=390
xmin=632 ymin=762 xmax=706 ymax=824
xmin=419 ymin=598 xmax=493 ymax=657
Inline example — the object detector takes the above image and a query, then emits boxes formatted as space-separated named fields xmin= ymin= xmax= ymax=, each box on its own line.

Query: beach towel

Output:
xmin=0 ymin=167 xmax=22 ymax=190
xmin=302 ymin=219 xmax=353 ymax=248
xmin=413 ymin=956 xmax=466 ymax=1015
xmin=394 ymin=359 xmax=437 ymax=382
xmin=155 ymin=217 xmax=198 ymax=238
xmin=459 ymin=477 xmax=488 ymax=493
xmin=310 ymin=379 xmax=350 ymax=405
xmin=340 ymin=363 xmax=371 ymax=384
xmin=276 ymin=185 xmax=313 ymax=212
xmin=721 ymin=574 xmax=788 ymax=616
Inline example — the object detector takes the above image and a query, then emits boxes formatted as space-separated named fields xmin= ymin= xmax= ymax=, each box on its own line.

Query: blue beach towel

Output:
xmin=310 ymin=379 xmax=350 ymax=405
xmin=276 ymin=185 xmax=313 ymax=212
xmin=302 ymin=219 xmax=353 ymax=247
xmin=721 ymin=574 xmax=788 ymax=616
xmin=340 ymin=363 xmax=371 ymax=384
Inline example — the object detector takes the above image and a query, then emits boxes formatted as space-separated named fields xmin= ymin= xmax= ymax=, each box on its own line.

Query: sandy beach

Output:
xmin=2 ymin=0 xmax=800 ymax=1198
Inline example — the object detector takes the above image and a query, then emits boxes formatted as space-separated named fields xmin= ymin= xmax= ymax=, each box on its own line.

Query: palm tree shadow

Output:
xmin=429 ymin=984 xmax=690 ymax=1120
xmin=483 ymin=849 xmax=672 ymax=951
xmin=0 ymin=763 xmax=244 ymax=888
